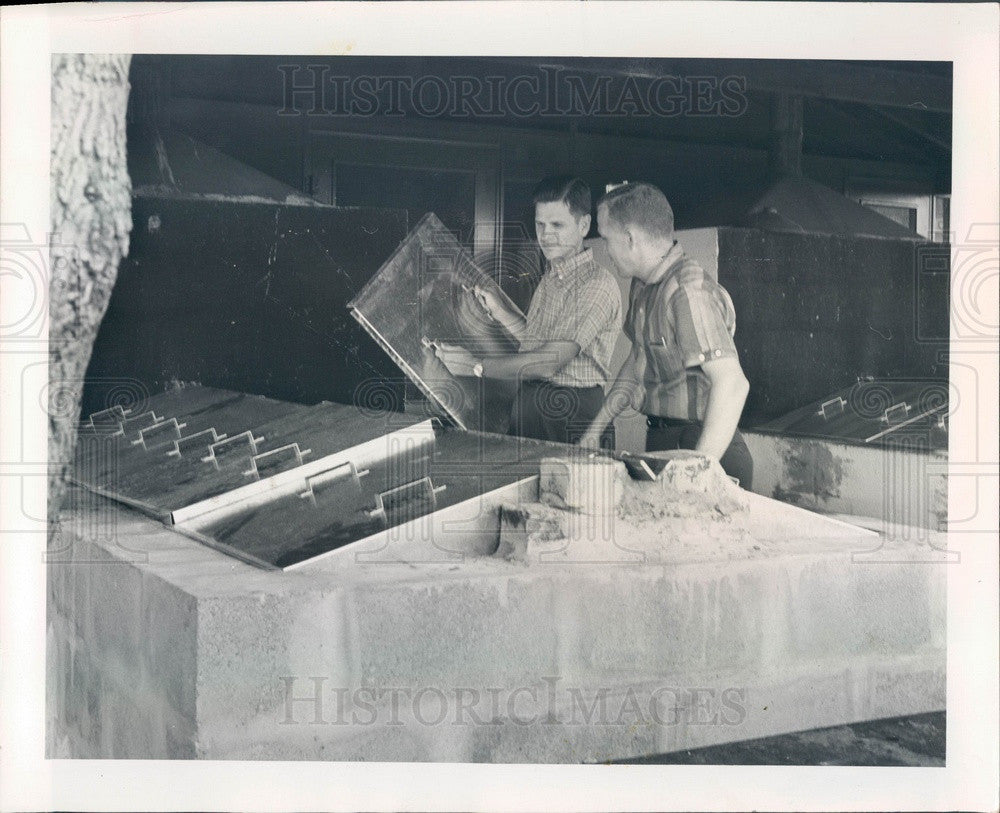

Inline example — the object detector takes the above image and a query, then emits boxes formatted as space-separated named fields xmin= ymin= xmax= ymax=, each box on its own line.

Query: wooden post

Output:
xmin=769 ymin=93 xmax=803 ymax=179
xmin=49 ymin=54 xmax=133 ymax=527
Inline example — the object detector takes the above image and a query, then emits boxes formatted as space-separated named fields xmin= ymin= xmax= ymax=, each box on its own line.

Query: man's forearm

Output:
xmin=695 ymin=374 xmax=749 ymax=460
xmin=480 ymin=340 xmax=578 ymax=381
xmin=490 ymin=303 xmax=527 ymax=341
xmin=481 ymin=351 xmax=540 ymax=380
xmin=593 ymin=378 xmax=642 ymax=431
xmin=581 ymin=354 xmax=644 ymax=442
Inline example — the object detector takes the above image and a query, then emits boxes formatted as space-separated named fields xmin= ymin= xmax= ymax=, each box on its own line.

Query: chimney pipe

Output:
xmin=768 ymin=93 xmax=803 ymax=179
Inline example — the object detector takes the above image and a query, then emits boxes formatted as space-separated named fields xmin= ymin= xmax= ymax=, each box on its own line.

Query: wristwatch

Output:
xmin=472 ymin=361 xmax=484 ymax=378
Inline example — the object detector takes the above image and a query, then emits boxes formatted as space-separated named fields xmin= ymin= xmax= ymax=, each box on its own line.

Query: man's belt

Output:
xmin=645 ymin=415 xmax=697 ymax=429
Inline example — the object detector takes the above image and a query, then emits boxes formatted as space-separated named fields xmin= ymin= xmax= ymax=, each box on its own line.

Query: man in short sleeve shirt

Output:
xmin=435 ymin=176 xmax=623 ymax=446
xmin=580 ymin=182 xmax=753 ymax=487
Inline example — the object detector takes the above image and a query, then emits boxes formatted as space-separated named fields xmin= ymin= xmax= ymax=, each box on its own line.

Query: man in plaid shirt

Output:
xmin=435 ymin=176 xmax=623 ymax=446
xmin=580 ymin=182 xmax=753 ymax=487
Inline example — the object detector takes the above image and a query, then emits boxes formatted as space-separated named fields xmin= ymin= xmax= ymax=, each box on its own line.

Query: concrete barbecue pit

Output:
xmin=52 ymin=382 xmax=945 ymax=761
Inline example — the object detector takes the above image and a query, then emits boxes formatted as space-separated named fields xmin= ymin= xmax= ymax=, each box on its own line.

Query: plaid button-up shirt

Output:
xmin=520 ymin=248 xmax=623 ymax=388
xmin=624 ymin=241 xmax=739 ymax=420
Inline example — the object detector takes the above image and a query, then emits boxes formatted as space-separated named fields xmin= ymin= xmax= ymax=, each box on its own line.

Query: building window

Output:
xmin=845 ymin=176 xmax=947 ymax=241
xmin=306 ymin=129 xmax=499 ymax=255
xmin=335 ymin=162 xmax=478 ymax=246
xmin=931 ymin=195 xmax=950 ymax=243
xmin=861 ymin=201 xmax=918 ymax=233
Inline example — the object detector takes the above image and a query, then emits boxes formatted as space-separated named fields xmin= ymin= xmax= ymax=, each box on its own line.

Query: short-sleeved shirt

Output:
xmin=520 ymin=248 xmax=623 ymax=388
xmin=623 ymin=241 xmax=739 ymax=420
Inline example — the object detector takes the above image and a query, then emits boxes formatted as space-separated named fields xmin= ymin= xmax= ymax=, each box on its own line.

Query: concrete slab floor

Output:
xmin=613 ymin=711 xmax=945 ymax=766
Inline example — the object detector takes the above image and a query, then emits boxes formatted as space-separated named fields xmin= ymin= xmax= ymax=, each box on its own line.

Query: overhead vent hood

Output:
xmin=128 ymin=129 xmax=316 ymax=205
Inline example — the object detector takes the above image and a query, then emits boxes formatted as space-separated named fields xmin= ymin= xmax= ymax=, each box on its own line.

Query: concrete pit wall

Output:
xmin=744 ymin=431 xmax=948 ymax=533
xmin=48 ymin=460 xmax=945 ymax=762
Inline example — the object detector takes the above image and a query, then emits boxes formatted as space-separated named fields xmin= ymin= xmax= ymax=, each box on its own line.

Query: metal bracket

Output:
xmin=131 ymin=417 xmax=186 ymax=450
xmin=86 ymin=405 xmax=128 ymax=434
xmin=243 ymin=442 xmax=312 ymax=480
xmin=166 ymin=428 xmax=225 ymax=458
xmin=201 ymin=430 xmax=264 ymax=470
xmin=367 ymin=476 xmax=446 ymax=521
xmin=298 ymin=460 xmax=370 ymax=505
xmin=881 ymin=403 xmax=912 ymax=424
xmin=119 ymin=410 xmax=164 ymax=439
xmin=816 ymin=396 xmax=846 ymax=420
xmin=866 ymin=401 xmax=941 ymax=443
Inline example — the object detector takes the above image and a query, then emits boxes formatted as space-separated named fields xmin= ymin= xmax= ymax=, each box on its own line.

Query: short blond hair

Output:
xmin=598 ymin=182 xmax=673 ymax=240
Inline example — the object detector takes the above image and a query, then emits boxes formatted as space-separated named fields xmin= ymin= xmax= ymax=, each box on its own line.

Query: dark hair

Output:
xmin=532 ymin=175 xmax=591 ymax=219
xmin=597 ymin=182 xmax=674 ymax=239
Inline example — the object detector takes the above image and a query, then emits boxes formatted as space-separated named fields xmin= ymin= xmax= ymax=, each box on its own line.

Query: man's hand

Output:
xmin=473 ymin=286 xmax=504 ymax=321
xmin=472 ymin=285 xmax=527 ymax=339
xmin=432 ymin=342 xmax=478 ymax=377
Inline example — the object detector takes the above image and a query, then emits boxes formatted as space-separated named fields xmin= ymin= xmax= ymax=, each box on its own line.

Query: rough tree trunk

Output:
xmin=49 ymin=54 xmax=132 ymax=523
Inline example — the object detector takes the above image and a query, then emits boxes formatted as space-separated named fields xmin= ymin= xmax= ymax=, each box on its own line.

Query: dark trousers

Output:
xmin=509 ymin=380 xmax=615 ymax=448
xmin=645 ymin=416 xmax=754 ymax=489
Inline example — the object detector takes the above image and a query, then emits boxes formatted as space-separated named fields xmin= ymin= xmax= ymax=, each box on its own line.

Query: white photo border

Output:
xmin=1 ymin=3 xmax=997 ymax=811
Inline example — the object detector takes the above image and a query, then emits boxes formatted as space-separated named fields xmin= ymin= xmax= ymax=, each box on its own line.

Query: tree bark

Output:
xmin=49 ymin=54 xmax=133 ymax=525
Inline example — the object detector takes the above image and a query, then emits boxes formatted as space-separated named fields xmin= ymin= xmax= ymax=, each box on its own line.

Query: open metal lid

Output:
xmin=348 ymin=212 xmax=524 ymax=432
